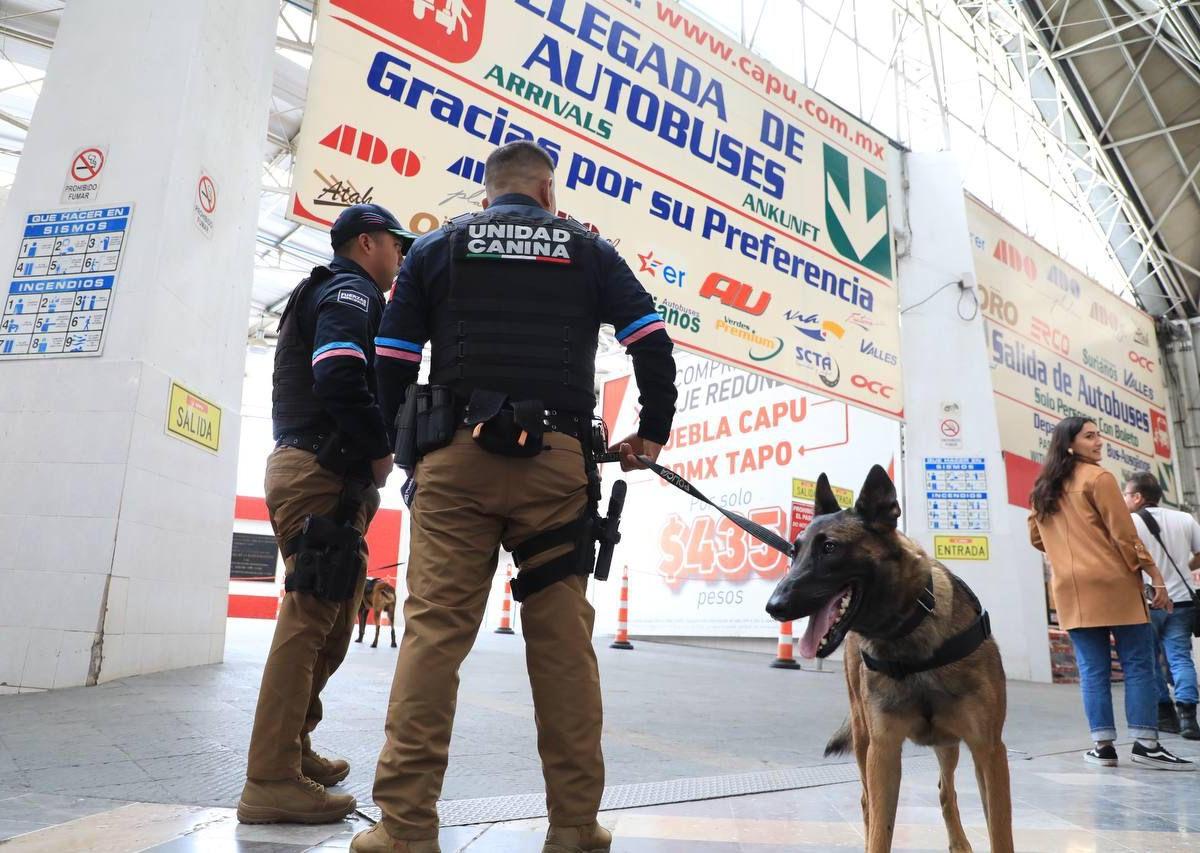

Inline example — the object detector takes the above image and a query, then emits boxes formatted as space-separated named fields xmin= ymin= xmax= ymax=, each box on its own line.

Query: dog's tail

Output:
xmin=824 ymin=719 xmax=852 ymax=757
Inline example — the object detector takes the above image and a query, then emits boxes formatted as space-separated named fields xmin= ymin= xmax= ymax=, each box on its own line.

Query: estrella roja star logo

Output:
xmin=636 ymin=250 xmax=687 ymax=287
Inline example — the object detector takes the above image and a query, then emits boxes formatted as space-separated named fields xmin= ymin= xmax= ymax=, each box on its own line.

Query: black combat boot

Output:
xmin=1177 ymin=703 xmax=1200 ymax=740
xmin=1158 ymin=701 xmax=1181 ymax=734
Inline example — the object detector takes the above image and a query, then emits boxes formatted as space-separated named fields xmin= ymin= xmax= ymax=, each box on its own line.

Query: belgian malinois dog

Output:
xmin=356 ymin=577 xmax=397 ymax=648
xmin=767 ymin=466 xmax=1012 ymax=853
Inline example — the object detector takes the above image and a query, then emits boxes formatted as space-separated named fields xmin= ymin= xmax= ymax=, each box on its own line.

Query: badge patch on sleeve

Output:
xmin=336 ymin=290 xmax=370 ymax=312
xmin=460 ymin=223 xmax=576 ymax=264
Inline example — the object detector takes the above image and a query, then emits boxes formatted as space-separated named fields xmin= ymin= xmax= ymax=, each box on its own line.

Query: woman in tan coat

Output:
xmin=1029 ymin=416 xmax=1191 ymax=770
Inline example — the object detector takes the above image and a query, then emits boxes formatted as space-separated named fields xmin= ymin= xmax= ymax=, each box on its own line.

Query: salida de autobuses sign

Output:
xmin=967 ymin=197 xmax=1178 ymax=503
xmin=291 ymin=0 xmax=903 ymax=417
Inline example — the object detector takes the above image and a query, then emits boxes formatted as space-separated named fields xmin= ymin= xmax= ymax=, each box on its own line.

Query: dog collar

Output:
xmin=877 ymin=572 xmax=936 ymax=641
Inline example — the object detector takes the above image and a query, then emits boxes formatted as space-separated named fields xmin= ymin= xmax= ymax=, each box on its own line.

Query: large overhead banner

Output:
xmin=966 ymin=197 xmax=1179 ymax=504
xmin=290 ymin=0 xmax=902 ymax=417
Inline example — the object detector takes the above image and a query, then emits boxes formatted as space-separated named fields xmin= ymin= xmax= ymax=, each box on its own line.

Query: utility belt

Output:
xmin=393 ymin=384 xmax=626 ymax=601
xmin=276 ymin=429 xmax=371 ymax=479
xmin=276 ymin=431 xmax=370 ymax=602
xmin=394 ymin=385 xmax=596 ymax=466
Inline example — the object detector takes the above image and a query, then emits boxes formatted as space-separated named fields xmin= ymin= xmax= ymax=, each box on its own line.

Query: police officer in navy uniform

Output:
xmin=238 ymin=204 xmax=415 ymax=825
xmin=353 ymin=142 xmax=677 ymax=853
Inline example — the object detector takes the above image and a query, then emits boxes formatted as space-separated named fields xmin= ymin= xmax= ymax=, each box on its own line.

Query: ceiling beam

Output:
xmin=1048 ymin=6 xmax=1165 ymax=60
xmin=1102 ymin=116 xmax=1200 ymax=149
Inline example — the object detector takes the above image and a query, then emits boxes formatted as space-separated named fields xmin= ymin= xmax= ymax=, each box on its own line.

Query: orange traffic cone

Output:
xmin=770 ymin=620 xmax=801 ymax=669
xmin=610 ymin=564 xmax=634 ymax=650
xmin=495 ymin=565 xmax=515 ymax=635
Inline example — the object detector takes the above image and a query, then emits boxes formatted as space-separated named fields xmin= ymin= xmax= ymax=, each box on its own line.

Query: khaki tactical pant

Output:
xmin=246 ymin=446 xmax=381 ymax=780
xmin=372 ymin=429 xmax=603 ymax=839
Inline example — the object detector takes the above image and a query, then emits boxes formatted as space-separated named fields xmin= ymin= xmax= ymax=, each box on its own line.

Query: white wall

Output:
xmin=0 ymin=0 xmax=277 ymax=691
xmin=895 ymin=152 xmax=1051 ymax=682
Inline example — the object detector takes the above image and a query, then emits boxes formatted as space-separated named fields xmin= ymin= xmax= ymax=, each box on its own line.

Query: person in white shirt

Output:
xmin=1126 ymin=472 xmax=1200 ymax=740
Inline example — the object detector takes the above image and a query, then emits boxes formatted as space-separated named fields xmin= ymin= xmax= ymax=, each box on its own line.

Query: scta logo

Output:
xmin=700 ymin=272 xmax=770 ymax=316
xmin=332 ymin=0 xmax=485 ymax=63
xmin=638 ymin=251 xmax=687 ymax=287
xmin=793 ymin=346 xmax=840 ymax=388
xmin=852 ymin=374 xmax=893 ymax=399
xmin=1129 ymin=351 xmax=1155 ymax=372
xmin=319 ymin=125 xmax=421 ymax=177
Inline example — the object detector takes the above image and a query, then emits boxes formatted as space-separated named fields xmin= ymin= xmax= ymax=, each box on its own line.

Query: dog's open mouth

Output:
xmin=799 ymin=586 xmax=859 ymax=659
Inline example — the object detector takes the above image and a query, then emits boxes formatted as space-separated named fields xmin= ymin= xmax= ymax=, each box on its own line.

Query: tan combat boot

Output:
xmin=302 ymin=733 xmax=351 ymax=786
xmin=236 ymin=775 xmax=355 ymax=824
xmin=350 ymin=823 xmax=442 ymax=852
xmin=543 ymin=821 xmax=612 ymax=853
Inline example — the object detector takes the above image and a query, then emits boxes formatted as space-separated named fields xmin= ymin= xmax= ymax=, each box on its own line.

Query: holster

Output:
xmin=464 ymin=389 xmax=545 ymax=458
xmin=508 ymin=417 xmax=626 ymax=601
xmin=282 ymin=479 xmax=367 ymax=602
xmin=314 ymin=430 xmax=369 ymax=479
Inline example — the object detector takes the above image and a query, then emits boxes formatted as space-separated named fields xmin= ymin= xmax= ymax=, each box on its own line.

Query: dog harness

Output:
xmin=632 ymin=457 xmax=992 ymax=680
xmin=860 ymin=572 xmax=992 ymax=680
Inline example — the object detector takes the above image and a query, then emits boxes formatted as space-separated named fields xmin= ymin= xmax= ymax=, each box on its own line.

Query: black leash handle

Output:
xmin=634 ymin=455 xmax=795 ymax=558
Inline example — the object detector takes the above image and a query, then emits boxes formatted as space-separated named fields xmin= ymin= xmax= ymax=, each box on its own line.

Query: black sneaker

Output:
xmin=1084 ymin=744 xmax=1118 ymax=766
xmin=1130 ymin=742 xmax=1196 ymax=771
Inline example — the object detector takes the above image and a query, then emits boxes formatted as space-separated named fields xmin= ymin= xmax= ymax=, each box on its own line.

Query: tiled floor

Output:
xmin=1 ymin=619 xmax=1198 ymax=851
xmin=4 ymin=742 xmax=1200 ymax=853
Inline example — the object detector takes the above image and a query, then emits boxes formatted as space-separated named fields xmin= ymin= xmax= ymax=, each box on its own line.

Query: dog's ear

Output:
xmin=813 ymin=473 xmax=842 ymax=517
xmin=855 ymin=465 xmax=900 ymax=530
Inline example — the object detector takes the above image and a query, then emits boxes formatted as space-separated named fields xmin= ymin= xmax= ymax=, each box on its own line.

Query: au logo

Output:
xmin=824 ymin=144 xmax=891 ymax=279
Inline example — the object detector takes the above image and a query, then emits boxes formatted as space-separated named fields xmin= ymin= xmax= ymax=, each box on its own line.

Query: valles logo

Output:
xmin=333 ymin=0 xmax=485 ymax=63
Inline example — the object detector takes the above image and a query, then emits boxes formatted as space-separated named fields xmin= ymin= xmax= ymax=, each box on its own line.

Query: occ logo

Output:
xmin=852 ymin=374 xmax=894 ymax=399
xmin=333 ymin=0 xmax=485 ymax=63
xmin=1129 ymin=351 xmax=1155 ymax=372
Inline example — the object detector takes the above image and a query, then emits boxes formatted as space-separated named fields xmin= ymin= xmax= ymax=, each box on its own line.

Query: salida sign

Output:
xmin=166 ymin=381 xmax=221 ymax=452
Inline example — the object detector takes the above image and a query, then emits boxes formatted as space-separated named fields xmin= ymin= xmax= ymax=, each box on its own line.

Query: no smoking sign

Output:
xmin=193 ymin=170 xmax=217 ymax=239
xmin=939 ymin=417 xmax=963 ymax=449
xmin=62 ymin=145 xmax=108 ymax=204
xmin=198 ymin=175 xmax=216 ymax=214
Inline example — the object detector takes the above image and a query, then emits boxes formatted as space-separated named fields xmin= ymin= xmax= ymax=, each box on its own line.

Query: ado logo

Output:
xmin=319 ymin=125 xmax=421 ymax=178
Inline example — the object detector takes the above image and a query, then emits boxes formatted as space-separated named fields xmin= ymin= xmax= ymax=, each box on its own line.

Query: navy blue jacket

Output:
xmin=375 ymin=194 xmax=677 ymax=443
xmin=273 ymin=255 xmax=390 ymax=459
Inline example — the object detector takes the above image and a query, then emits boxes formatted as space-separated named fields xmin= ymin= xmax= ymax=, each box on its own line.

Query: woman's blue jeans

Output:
xmin=1068 ymin=623 xmax=1158 ymax=741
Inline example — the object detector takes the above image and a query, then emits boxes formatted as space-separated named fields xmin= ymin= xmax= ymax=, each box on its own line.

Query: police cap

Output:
xmin=330 ymin=203 xmax=418 ymax=251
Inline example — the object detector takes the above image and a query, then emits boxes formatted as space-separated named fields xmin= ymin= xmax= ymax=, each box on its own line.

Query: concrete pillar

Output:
xmin=0 ymin=0 xmax=276 ymax=691
xmin=895 ymin=152 xmax=1052 ymax=682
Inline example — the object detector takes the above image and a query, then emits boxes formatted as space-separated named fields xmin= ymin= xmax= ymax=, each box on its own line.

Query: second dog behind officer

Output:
xmin=352 ymin=141 xmax=678 ymax=853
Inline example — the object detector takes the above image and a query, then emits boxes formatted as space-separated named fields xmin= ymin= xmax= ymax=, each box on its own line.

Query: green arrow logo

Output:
xmin=824 ymin=144 xmax=891 ymax=279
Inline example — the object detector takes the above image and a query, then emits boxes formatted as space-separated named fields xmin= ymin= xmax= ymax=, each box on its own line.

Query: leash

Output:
xmin=621 ymin=454 xmax=992 ymax=680
xmin=632 ymin=454 xmax=795 ymax=558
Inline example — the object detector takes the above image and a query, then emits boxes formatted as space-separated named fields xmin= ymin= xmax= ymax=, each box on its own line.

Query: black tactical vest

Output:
xmin=429 ymin=210 xmax=600 ymax=413
xmin=271 ymin=266 xmax=335 ymax=440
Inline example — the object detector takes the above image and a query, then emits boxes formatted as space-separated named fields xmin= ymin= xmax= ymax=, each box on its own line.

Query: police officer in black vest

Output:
xmin=238 ymin=204 xmax=415 ymax=825
xmin=354 ymin=142 xmax=677 ymax=853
